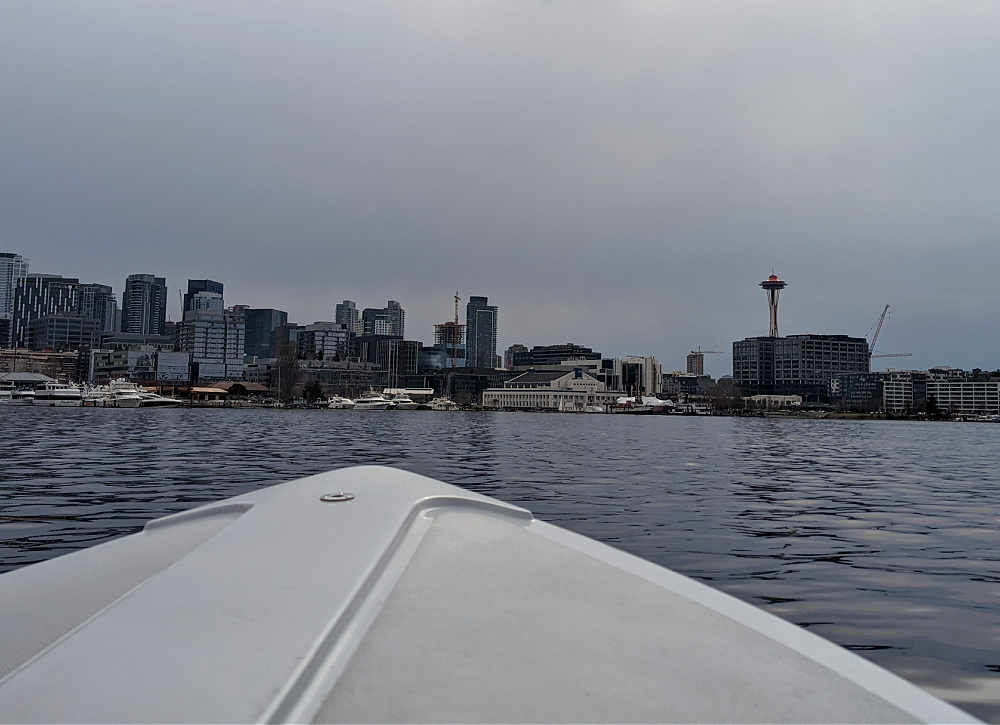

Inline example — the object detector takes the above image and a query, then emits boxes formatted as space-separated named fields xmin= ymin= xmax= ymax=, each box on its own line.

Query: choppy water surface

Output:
xmin=2 ymin=408 xmax=999 ymax=719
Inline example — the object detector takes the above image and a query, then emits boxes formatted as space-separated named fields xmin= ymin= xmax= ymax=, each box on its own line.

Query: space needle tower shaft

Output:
xmin=760 ymin=273 xmax=787 ymax=338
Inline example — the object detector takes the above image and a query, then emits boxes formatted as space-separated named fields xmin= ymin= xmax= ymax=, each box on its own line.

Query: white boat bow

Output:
xmin=0 ymin=466 xmax=977 ymax=723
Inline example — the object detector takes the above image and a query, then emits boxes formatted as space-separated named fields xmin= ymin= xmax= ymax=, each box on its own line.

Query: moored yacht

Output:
xmin=327 ymin=396 xmax=356 ymax=409
xmin=388 ymin=392 xmax=417 ymax=410
xmin=353 ymin=390 xmax=394 ymax=410
xmin=32 ymin=382 xmax=84 ymax=407
xmin=138 ymin=390 xmax=184 ymax=406
xmin=103 ymin=379 xmax=143 ymax=408
xmin=428 ymin=396 xmax=460 ymax=411
xmin=0 ymin=387 xmax=34 ymax=405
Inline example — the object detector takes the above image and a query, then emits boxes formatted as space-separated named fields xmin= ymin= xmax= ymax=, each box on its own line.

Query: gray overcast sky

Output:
xmin=3 ymin=1 xmax=1000 ymax=377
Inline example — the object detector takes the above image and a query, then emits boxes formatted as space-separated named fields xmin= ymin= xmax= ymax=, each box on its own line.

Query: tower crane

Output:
xmin=687 ymin=347 xmax=723 ymax=375
xmin=867 ymin=304 xmax=913 ymax=361
xmin=869 ymin=305 xmax=890 ymax=351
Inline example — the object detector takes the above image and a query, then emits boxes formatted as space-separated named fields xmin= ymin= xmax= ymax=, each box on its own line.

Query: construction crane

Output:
xmin=687 ymin=347 xmax=723 ymax=375
xmin=867 ymin=304 xmax=913 ymax=361
xmin=869 ymin=305 xmax=890 ymax=351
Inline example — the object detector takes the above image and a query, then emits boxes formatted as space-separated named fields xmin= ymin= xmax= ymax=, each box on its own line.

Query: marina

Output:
xmin=1 ymin=409 xmax=998 ymax=719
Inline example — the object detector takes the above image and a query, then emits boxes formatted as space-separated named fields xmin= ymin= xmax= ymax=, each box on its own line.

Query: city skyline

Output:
xmin=9 ymin=256 xmax=1000 ymax=379
xmin=4 ymin=3 xmax=1000 ymax=376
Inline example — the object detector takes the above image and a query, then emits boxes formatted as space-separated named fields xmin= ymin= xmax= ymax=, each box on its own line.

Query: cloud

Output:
xmin=3 ymin=0 xmax=1000 ymax=376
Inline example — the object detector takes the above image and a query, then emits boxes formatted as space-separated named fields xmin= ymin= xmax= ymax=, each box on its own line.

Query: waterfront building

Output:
xmin=0 ymin=252 xmax=29 ymax=347
xmin=882 ymin=370 xmax=928 ymax=413
xmin=482 ymin=369 xmax=620 ymax=411
xmin=512 ymin=343 xmax=601 ymax=367
xmin=121 ymin=274 xmax=167 ymax=336
xmin=99 ymin=332 xmax=176 ymax=350
xmin=828 ymin=372 xmax=890 ymax=412
xmin=27 ymin=314 xmax=102 ymax=352
xmin=90 ymin=349 xmax=157 ymax=384
xmin=0 ymin=348 xmax=78 ymax=381
xmin=244 ymin=308 xmax=289 ymax=359
xmin=183 ymin=280 xmax=224 ymax=313
xmin=925 ymin=367 xmax=1000 ymax=415
xmin=421 ymin=366 xmax=516 ymax=405
xmin=334 ymin=300 xmax=361 ymax=335
xmin=746 ymin=394 xmax=803 ymax=409
xmin=466 ymin=296 xmax=498 ymax=369
xmin=503 ymin=344 xmax=528 ymax=369
xmin=353 ymin=335 xmax=418 ymax=384
xmin=296 ymin=358 xmax=376 ymax=399
xmin=11 ymin=274 xmax=80 ymax=349
xmin=178 ymin=294 xmax=245 ymax=381
xmin=602 ymin=356 xmax=662 ymax=395
xmin=298 ymin=322 xmax=350 ymax=360
xmin=661 ymin=372 xmax=716 ymax=398
xmin=733 ymin=334 xmax=870 ymax=399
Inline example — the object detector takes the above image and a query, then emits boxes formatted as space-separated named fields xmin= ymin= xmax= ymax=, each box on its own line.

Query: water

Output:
xmin=2 ymin=408 xmax=999 ymax=720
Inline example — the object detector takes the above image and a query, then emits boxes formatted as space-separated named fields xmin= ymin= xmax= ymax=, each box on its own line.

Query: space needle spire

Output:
xmin=759 ymin=271 xmax=787 ymax=337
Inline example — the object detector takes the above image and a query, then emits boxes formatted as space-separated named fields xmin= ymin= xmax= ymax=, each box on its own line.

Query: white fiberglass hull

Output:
xmin=353 ymin=400 xmax=392 ymax=410
xmin=0 ymin=467 xmax=977 ymax=724
xmin=106 ymin=396 xmax=141 ymax=408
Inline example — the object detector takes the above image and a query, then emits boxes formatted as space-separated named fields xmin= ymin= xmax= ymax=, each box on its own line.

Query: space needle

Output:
xmin=760 ymin=272 xmax=787 ymax=337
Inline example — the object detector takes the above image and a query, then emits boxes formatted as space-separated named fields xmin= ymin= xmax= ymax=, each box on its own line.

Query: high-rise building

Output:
xmin=335 ymin=300 xmax=360 ymax=334
xmin=245 ymin=308 xmax=288 ymax=358
xmin=511 ymin=343 xmax=600 ymax=367
xmin=465 ymin=296 xmax=498 ymax=369
xmin=12 ymin=274 xmax=80 ymax=349
xmin=361 ymin=308 xmax=391 ymax=336
xmin=298 ymin=322 xmax=350 ymax=360
xmin=121 ymin=274 xmax=167 ymax=336
xmin=183 ymin=280 xmax=224 ymax=313
xmin=733 ymin=334 xmax=870 ymax=398
xmin=0 ymin=253 xmax=29 ymax=347
xmin=386 ymin=300 xmax=405 ymax=338
xmin=77 ymin=283 xmax=117 ymax=333
xmin=686 ymin=352 xmax=704 ymax=376
xmin=503 ymin=344 xmax=528 ymax=369
xmin=178 ymin=293 xmax=245 ymax=381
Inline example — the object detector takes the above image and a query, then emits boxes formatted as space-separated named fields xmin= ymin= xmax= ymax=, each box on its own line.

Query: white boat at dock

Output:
xmin=327 ymin=396 xmax=356 ymax=409
xmin=387 ymin=392 xmax=417 ymax=410
xmin=31 ymin=382 xmax=84 ymax=407
xmin=427 ymin=396 xmax=460 ymax=411
xmin=92 ymin=379 xmax=143 ymax=408
xmin=353 ymin=390 xmax=394 ymax=410
xmin=0 ymin=466 xmax=975 ymax=723
xmin=0 ymin=388 xmax=34 ymax=405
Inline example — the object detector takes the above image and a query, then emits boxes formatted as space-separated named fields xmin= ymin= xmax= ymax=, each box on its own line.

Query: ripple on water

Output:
xmin=1 ymin=409 xmax=999 ymax=719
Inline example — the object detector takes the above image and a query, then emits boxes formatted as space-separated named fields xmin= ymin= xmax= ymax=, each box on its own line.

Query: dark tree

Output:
xmin=302 ymin=378 xmax=324 ymax=405
xmin=276 ymin=342 xmax=300 ymax=404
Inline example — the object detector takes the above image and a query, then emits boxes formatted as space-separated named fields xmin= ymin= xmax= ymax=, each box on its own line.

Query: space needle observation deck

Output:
xmin=760 ymin=273 xmax=788 ymax=337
